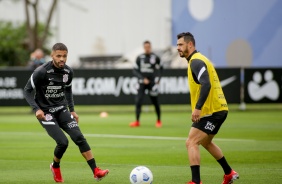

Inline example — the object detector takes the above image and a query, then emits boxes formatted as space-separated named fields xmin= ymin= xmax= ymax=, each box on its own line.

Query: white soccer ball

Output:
xmin=129 ymin=166 xmax=153 ymax=184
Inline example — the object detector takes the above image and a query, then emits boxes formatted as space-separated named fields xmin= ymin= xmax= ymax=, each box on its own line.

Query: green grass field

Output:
xmin=0 ymin=105 xmax=282 ymax=184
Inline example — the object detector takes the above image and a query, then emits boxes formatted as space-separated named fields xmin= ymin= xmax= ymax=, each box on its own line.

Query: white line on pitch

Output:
xmin=0 ymin=132 xmax=255 ymax=142
xmin=84 ymin=134 xmax=255 ymax=142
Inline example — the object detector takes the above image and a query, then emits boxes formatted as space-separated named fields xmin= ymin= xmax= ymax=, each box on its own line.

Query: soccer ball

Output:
xmin=129 ymin=166 xmax=153 ymax=184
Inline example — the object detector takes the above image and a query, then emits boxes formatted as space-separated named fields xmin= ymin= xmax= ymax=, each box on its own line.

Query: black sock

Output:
xmin=190 ymin=165 xmax=201 ymax=184
xmin=87 ymin=158 xmax=97 ymax=173
xmin=52 ymin=160 xmax=60 ymax=168
xmin=150 ymin=96 xmax=161 ymax=120
xmin=217 ymin=156 xmax=232 ymax=175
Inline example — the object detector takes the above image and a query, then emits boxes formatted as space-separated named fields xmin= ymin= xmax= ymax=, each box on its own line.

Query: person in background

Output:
xmin=130 ymin=40 xmax=163 ymax=128
xmin=28 ymin=48 xmax=46 ymax=70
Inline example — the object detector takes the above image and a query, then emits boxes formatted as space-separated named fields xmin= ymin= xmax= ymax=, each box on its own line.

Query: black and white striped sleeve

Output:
xmin=65 ymin=69 xmax=75 ymax=112
xmin=23 ymin=69 xmax=45 ymax=112
xmin=190 ymin=59 xmax=211 ymax=110
xmin=133 ymin=56 xmax=143 ymax=80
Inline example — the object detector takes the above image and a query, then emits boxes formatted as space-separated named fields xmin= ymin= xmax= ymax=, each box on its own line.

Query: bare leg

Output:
xmin=82 ymin=150 xmax=94 ymax=161
xmin=186 ymin=127 xmax=208 ymax=183
xmin=200 ymin=134 xmax=232 ymax=175
xmin=200 ymin=134 xmax=223 ymax=160
xmin=186 ymin=127 xmax=208 ymax=165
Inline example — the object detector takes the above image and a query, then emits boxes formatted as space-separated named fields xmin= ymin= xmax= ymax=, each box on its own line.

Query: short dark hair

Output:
xmin=52 ymin=43 xmax=68 ymax=52
xmin=177 ymin=32 xmax=195 ymax=46
xmin=143 ymin=40 xmax=151 ymax=45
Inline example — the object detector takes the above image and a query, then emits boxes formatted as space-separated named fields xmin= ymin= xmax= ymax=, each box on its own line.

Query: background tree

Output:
xmin=24 ymin=0 xmax=57 ymax=51
xmin=0 ymin=0 xmax=57 ymax=66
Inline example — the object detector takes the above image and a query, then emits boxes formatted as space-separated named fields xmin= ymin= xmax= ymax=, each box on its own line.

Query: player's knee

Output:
xmin=72 ymin=134 xmax=91 ymax=153
xmin=72 ymin=134 xmax=86 ymax=146
xmin=186 ymin=138 xmax=191 ymax=149
xmin=186 ymin=138 xmax=198 ymax=149
xmin=57 ymin=138 xmax=69 ymax=149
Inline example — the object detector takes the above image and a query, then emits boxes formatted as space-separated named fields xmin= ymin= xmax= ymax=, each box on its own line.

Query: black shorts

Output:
xmin=39 ymin=106 xmax=77 ymax=130
xmin=192 ymin=110 xmax=228 ymax=135
xmin=137 ymin=83 xmax=158 ymax=96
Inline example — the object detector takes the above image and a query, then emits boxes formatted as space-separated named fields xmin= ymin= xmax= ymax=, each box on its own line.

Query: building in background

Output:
xmin=0 ymin=0 xmax=281 ymax=68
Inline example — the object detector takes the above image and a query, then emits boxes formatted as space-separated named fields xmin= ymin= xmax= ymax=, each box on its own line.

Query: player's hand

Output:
xmin=35 ymin=109 xmax=46 ymax=121
xmin=71 ymin=111 xmax=79 ymax=123
xmin=191 ymin=109 xmax=201 ymax=123
xmin=143 ymin=78 xmax=150 ymax=85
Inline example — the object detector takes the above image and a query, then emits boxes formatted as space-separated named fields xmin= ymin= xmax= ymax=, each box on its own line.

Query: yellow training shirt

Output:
xmin=187 ymin=52 xmax=228 ymax=117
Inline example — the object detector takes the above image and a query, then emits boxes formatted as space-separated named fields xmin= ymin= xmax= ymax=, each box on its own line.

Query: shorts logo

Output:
xmin=45 ymin=114 xmax=53 ymax=121
xmin=204 ymin=121 xmax=215 ymax=131
xmin=67 ymin=121 xmax=78 ymax=129
xmin=63 ymin=74 xmax=68 ymax=83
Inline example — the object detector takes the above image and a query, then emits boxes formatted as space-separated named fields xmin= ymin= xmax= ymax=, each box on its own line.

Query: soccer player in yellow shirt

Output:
xmin=176 ymin=32 xmax=239 ymax=184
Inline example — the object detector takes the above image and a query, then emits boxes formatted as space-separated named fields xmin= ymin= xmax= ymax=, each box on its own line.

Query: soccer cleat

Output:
xmin=187 ymin=181 xmax=202 ymax=184
xmin=50 ymin=163 xmax=64 ymax=183
xmin=129 ymin=121 xmax=140 ymax=127
xmin=94 ymin=167 xmax=109 ymax=181
xmin=155 ymin=120 xmax=162 ymax=128
xmin=222 ymin=170 xmax=239 ymax=184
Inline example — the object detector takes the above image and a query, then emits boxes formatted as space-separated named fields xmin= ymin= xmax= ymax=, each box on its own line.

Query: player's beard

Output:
xmin=178 ymin=49 xmax=188 ymax=58
xmin=53 ymin=60 xmax=65 ymax=69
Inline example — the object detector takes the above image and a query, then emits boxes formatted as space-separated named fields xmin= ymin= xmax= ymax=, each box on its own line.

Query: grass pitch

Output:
xmin=0 ymin=105 xmax=282 ymax=183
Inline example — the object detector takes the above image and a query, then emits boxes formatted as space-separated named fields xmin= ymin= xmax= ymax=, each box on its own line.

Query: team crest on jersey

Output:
xmin=150 ymin=56 xmax=156 ymax=64
xmin=63 ymin=74 xmax=68 ymax=83
xmin=45 ymin=114 xmax=53 ymax=121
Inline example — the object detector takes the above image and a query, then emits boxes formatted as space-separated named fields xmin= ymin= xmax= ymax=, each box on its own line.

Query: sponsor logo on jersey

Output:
xmin=63 ymin=74 xmax=68 ymax=83
xmin=45 ymin=114 xmax=53 ymax=121
xmin=49 ymin=105 xmax=64 ymax=113
xmin=45 ymin=92 xmax=64 ymax=99
xmin=47 ymin=86 xmax=62 ymax=90
xmin=45 ymin=85 xmax=64 ymax=98
xmin=47 ymin=69 xmax=54 ymax=73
